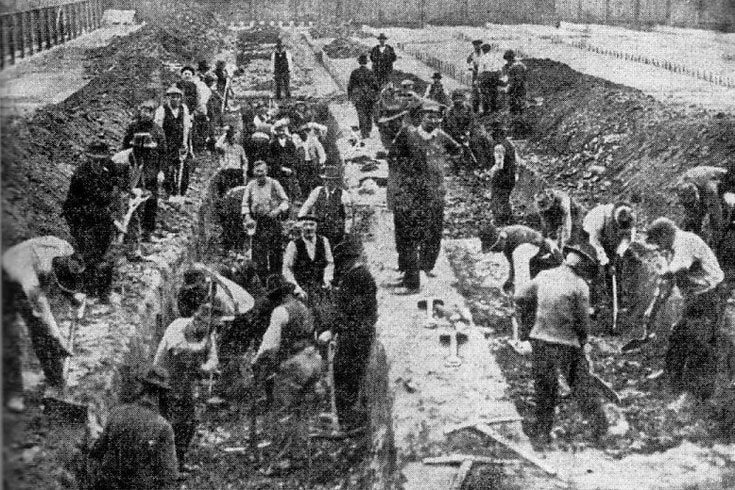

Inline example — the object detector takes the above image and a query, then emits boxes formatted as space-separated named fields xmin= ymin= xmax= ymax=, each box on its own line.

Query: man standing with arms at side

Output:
xmin=299 ymin=165 xmax=353 ymax=250
xmin=370 ymin=33 xmax=397 ymax=87
xmin=348 ymin=53 xmax=380 ymax=140
xmin=272 ymin=39 xmax=293 ymax=100
xmin=282 ymin=214 xmax=335 ymax=304
xmin=466 ymin=39 xmax=483 ymax=113
xmin=155 ymin=86 xmax=191 ymax=197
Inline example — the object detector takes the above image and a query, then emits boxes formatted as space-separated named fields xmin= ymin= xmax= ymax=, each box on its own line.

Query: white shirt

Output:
xmin=582 ymin=204 xmax=636 ymax=266
xmin=215 ymin=134 xmax=248 ymax=172
xmin=299 ymin=186 xmax=353 ymax=222
xmin=666 ymin=230 xmax=724 ymax=296
xmin=282 ymin=236 xmax=335 ymax=288
xmin=194 ymin=79 xmax=211 ymax=113
xmin=153 ymin=317 xmax=218 ymax=373
xmin=478 ymin=52 xmax=502 ymax=73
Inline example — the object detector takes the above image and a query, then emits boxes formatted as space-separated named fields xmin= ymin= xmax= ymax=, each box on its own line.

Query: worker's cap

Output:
xmin=320 ymin=165 xmax=343 ymax=180
xmin=333 ymin=234 xmax=364 ymax=259
xmin=431 ymin=72 xmax=442 ymax=80
xmin=252 ymin=159 xmax=268 ymax=168
xmin=197 ymin=60 xmax=210 ymax=72
xmin=165 ymin=85 xmax=184 ymax=96
xmin=400 ymin=79 xmax=415 ymax=88
xmin=419 ymin=98 xmax=446 ymax=114
xmin=52 ymin=254 xmax=86 ymax=293
xmin=357 ymin=53 xmax=369 ymax=65
xmin=273 ymin=118 xmax=290 ymax=131
xmin=645 ymin=217 xmax=677 ymax=246
xmin=138 ymin=99 xmax=158 ymax=110
xmin=276 ymin=38 xmax=284 ymax=45
xmin=251 ymin=132 xmax=271 ymax=141
xmin=481 ymin=43 xmax=492 ymax=52
xmin=180 ymin=65 xmax=196 ymax=75
xmin=451 ymin=89 xmax=467 ymax=100
xmin=265 ymin=274 xmax=295 ymax=299
xmin=613 ymin=204 xmax=635 ymax=229
xmin=298 ymin=214 xmax=319 ymax=224
xmin=377 ymin=33 xmax=388 ymax=40
xmin=137 ymin=366 xmax=171 ymax=391
xmin=86 ymin=140 xmax=112 ymax=160
xmin=216 ymin=59 xmax=227 ymax=67
xmin=503 ymin=49 xmax=516 ymax=61
xmin=131 ymin=132 xmax=158 ymax=149
xmin=472 ymin=39 xmax=484 ymax=46
xmin=563 ymin=241 xmax=599 ymax=270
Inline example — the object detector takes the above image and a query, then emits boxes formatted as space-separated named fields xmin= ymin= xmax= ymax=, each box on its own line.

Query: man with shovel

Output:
xmin=515 ymin=241 xmax=609 ymax=446
xmin=154 ymin=85 xmax=192 ymax=198
xmin=2 ymin=237 xmax=86 ymax=412
xmin=638 ymin=218 xmax=725 ymax=400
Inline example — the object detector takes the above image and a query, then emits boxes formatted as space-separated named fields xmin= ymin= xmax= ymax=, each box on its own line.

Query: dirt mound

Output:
xmin=323 ymin=38 xmax=367 ymax=59
xmin=523 ymin=58 xmax=735 ymax=221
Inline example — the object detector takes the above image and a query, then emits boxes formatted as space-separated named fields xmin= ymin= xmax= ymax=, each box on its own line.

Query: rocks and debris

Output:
xmin=323 ymin=38 xmax=367 ymax=59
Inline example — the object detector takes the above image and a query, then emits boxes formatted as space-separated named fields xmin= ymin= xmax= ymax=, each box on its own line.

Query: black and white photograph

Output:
xmin=1 ymin=0 xmax=734 ymax=488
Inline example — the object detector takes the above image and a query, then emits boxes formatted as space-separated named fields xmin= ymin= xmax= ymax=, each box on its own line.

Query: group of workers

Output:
xmin=3 ymin=27 xmax=734 ymax=488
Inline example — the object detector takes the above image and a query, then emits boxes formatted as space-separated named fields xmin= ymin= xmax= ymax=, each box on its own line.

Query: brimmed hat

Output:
xmin=358 ymin=53 xmax=369 ymax=65
xmin=431 ymin=72 xmax=442 ymax=80
xmin=503 ymin=49 xmax=516 ymax=61
xmin=137 ymin=366 xmax=171 ymax=391
xmin=420 ymin=98 xmax=446 ymax=113
xmin=165 ymin=85 xmax=184 ymax=96
xmin=180 ymin=65 xmax=196 ymax=75
xmin=86 ymin=140 xmax=111 ymax=160
xmin=377 ymin=33 xmax=387 ymax=40
xmin=320 ymin=165 xmax=342 ymax=180
xmin=400 ymin=79 xmax=415 ymax=87
xmin=472 ymin=39 xmax=483 ymax=46
xmin=52 ymin=255 xmax=86 ymax=293
xmin=298 ymin=214 xmax=319 ymax=223
xmin=563 ymin=241 xmax=599 ymax=268
xmin=265 ymin=274 xmax=295 ymax=299
xmin=131 ymin=132 xmax=158 ymax=149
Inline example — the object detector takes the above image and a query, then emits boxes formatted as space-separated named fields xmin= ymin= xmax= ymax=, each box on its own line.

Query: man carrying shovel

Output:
xmin=515 ymin=241 xmax=609 ymax=446
xmin=2 ymin=237 xmax=86 ymax=412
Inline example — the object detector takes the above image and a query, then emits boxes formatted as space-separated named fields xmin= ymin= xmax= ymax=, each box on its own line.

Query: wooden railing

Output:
xmin=0 ymin=0 xmax=104 ymax=69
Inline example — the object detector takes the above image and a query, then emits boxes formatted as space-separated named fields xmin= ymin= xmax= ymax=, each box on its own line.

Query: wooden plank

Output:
xmin=18 ymin=12 xmax=25 ymax=58
xmin=472 ymin=423 xmax=559 ymax=477
xmin=449 ymin=459 xmax=473 ymax=490
xmin=444 ymin=416 xmax=523 ymax=435
xmin=422 ymin=455 xmax=512 ymax=465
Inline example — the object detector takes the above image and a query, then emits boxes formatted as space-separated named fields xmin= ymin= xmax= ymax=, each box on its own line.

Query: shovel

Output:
xmin=316 ymin=336 xmax=341 ymax=436
xmin=611 ymin=265 xmax=619 ymax=333
xmin=585 ymin=350 xmax=620 ymax=404
xmin=44 ymin=297 xmax=89 ymax=423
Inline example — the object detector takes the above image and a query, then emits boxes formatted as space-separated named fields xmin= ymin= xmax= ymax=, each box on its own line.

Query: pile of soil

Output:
xmin=323 ymin=38 xmax=367 ymax=59
xmin=523 ymin=58 xmax=735 ymax=221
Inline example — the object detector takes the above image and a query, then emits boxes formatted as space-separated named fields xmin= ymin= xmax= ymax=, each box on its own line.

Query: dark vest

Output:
xmin=274 ymin=50 xmax=289 ymax=75
xmin=162 ymin=105 xmax=184 ymax=154
xmin=280 ymin=299 xmax=314 ymax=359
xmin=293 ymin=236 xmax=328 ymax=289
xmin=313 ymin=188 xmax=346 ymax=239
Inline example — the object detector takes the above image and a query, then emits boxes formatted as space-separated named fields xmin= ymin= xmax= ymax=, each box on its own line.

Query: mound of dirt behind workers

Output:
xmin=523 ymin=58 xmax=735 ymax=223
xmin=1 ymin=9 xmax=228 ymax=248
xmin=323 ymin=38 xmax=367 ymax=59
xmin=236 ymin=27 xmax=281 ymax=66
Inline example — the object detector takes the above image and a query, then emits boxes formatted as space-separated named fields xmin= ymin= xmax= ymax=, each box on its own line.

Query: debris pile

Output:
xmin=323 ymin=38 xmax=367 ymax=59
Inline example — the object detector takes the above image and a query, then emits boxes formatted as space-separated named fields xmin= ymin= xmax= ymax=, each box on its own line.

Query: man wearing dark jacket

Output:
xmin=272 ymin=39 xmax=293 ymax=100
xmin=388 ymin=100 xmax=461 ymax=293
xmin=268 ymin=120 xmax=299 ymax=197
xmin=348 ymin=53 xmax=380 ymax=139
xmin=88 ymin=366 xmax=178 ymax=489
xmin=443 ymin=90 xmax=473 ymax=143
xmin=154 ymin=86 xmax=191 ymax=196
xmin=515 ymin=242 xmax=608 ymax=445
xmin=487 ymin=121 xmax=517 ymax=226
xmin=121 ymin=100 xmax=168 ymax=240
xmin=369 ymin=33 xmax=397 ymax=87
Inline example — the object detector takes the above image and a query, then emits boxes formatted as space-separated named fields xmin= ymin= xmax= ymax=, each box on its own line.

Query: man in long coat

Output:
xmin=369 ymin=33 xmax=397 ymax=87
xmin=348 ymin=53 xmax=380 ymax=139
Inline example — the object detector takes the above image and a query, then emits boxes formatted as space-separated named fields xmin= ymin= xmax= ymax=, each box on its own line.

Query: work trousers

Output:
xmin=355 ymin=101 xmax=375 ymax=138
xmin=139 ymin=177 xmax=159 ymax=234
xmin=161 ymin=392 xmax=197 ymax=468
xmin=251 ymin=216 xmax=283 ymax=282
xmin=478 ymin=71 xmax=500 ymax=113
xmin=334 ymin=321 xmax=375 ymax=427
xmin=67 ymin=214 xmax=115 ymax=296
xmin=666 ymin=287 xmax=723 ymax=400
xmin=399 ymin=200 xmax=444 ymax=289
xmin=490 ymin=185 xmax=514 ymax=227
xmin=274 ymin=73 xmax=291 ymax=99
xmin=531 ymin=340 xmax=608 ymax=439
xmin=165 ymin=152 xmax=191 ymax=196
xmin=2 ymin=274 xmax=65 ymax=396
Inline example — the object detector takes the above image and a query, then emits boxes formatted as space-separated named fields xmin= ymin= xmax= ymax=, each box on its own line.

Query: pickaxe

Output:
xmin=115 ymin=188 xmax=151 ymax=244
xmin=417 ymin=297 xmax=444 ymax=329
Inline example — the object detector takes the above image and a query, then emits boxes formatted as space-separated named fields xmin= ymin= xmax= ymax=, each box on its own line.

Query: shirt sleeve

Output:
xmin=215 ymin=134 xmax=227 ymax=151
xmin=241 ymin=182 xmax=252 ymax=215
xmin=153 ymin=107 xmax=165 ymax=128
xmin=153 ymin=329 xmax=171 ymax=367
xmin=282 ymin=241 xmax=298 ymax=286
xmin=254 ymin=306 xmax=287 ymax=363
xmin=323 ymin=238 xmax=335 ymax=284
xmin=667 ymin=239 xmax=695 ymax=274
xmin=315 ymin=139 xmax=326 ymax=164
xmin=299 ymin=187 xmax=321 ymax=217
xmin=273 ymin=180 xmax=290 ymax=213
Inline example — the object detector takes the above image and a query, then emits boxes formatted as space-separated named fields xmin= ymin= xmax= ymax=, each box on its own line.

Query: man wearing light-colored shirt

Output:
xmin=283 ymin=215 xmax=334 ymax=302
xmin=299 ymin=165 xmax=353 ymax=248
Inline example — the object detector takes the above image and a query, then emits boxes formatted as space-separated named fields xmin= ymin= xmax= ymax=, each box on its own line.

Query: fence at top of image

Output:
xmin=455 ymin=29 xmax=735 ymax=90
xmin=0 ymin=0 xmax=104 ymax=70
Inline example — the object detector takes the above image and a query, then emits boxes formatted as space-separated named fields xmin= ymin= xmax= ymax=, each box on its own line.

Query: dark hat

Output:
xmin=481 ymin=43 xmax=492 ymax=52
xmin=333 ymin=235 xmax=363 ymax=259
xmin=131 ymin=132 xmax=158 ymax=149
xmin=276 ymin=38 xmax=284 ymax=45
xmin=645 ymin=217 xmax=677 ymax=244
xmin=358 ymin=53 xmax=369 ymax=65
xmin=677 ymin=182 xmax=699 ymax=204
xmin=137 ymin=366 xmax=171 ymax=391
xmin=472 ymin=39 xmax=483 ymax=45
xmin=215 ymin=59 xmax=227 ymax=67
xmin=265 ymin=274 xmax=295 ymax=299
xmin=203 ymin=73 xmax=217 ymax=84
xmin=177 ymin=283 xmax=208 ymax=317
xmin=52 ymin=254 xmax=86 ymax=293
xmin=451 ymin=89 xmax=467 ymax=100
xmin=503 ymin=49 xmax=516 ymax=61
xmin=377 ymin=33 xmax=388 ymax=40
xmin=197 ymin=60 xmax=210 ymax=72
xmin=298 ymin=214 xmax=319 ymax=223
xmin=320 ymin=165 xmax=342 ymax=180
xmin=563 ymin=241 xmax=599 ymax=267
xmin=180 ymin=65 xmax=195 ymax=75
xmin=613 ymin=204 xmax=635 ymax=229
xmin=432 ymin=72 xmax=442 ymax=80
xmin=86 ymin=140 xmax=111 ymax=160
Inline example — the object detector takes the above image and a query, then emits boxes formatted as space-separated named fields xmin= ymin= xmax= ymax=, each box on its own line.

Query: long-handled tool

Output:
xmin=115 ymin=188 xmax=151 ymax=244
xmin=621 ymin=277 xmax=671 ymax=353
xmin=177 ymin=147 xmax=188 ymax=197
xmin=505 ymin=292 xmax=531 ymax=355
xmin=245 ymin=220 xmax=256 ymax=261
xmin=610 ymin=265 xmax=619 ymax=333
xmin=584 ymin=348 xmax=620 ymax=404
xmin=317 ymin=336 xmax=341 ymax=434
